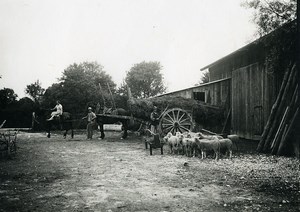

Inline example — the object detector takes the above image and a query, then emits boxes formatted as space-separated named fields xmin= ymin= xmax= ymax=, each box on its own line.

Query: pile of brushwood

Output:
xmin=127 ymin=96 xmax=225 ymax=132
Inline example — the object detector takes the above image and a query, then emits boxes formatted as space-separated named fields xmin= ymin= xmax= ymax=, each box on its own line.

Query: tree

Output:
xmin=42 ymin=61 xmax=116 ymax=114
xmin=198 ymin=71 xmax=210 ymax=85
xmin=123 ymin=61 xmax=167 ymax=98
xmin=41 ymin=83 xmax=64 ymax=108
xmin=25 ymin=80 xmax=45 ymax=103
xmin=0 ymin=88 xmax=18 ymax=109
xmin=242 ymin=0 xmax=297 ymax=36
xmin=243 ymin=0 xmax=297 ymax=74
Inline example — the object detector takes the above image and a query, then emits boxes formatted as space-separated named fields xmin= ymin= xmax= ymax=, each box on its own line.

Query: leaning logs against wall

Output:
xmin=257 ymin=63 xmax=299 ymax=155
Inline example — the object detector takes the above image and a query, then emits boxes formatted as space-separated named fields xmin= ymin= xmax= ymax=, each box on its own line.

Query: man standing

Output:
xmin=150 ymin=106 xmax=160 ymax=133
xmin=47 ymin=100 xmax=63 ymax=121
xmin=82 ymin=107 xmax=97 ymax=140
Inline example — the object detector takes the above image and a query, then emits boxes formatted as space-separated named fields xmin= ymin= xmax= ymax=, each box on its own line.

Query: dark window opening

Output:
xmin=193 ymin=92 xmax=205 ymax=102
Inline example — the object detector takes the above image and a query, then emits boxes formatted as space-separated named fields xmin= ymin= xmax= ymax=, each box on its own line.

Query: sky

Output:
xmin=0 ymin=0 xmax=256 ymax=98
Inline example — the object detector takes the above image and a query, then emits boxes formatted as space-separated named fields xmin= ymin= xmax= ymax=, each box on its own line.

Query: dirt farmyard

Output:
xmin=0 ymin=131 xmax=299 ymax=212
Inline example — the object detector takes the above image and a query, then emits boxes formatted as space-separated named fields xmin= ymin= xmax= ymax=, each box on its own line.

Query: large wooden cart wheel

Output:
xmin=159 ymin=108 xmax=193 ymax=135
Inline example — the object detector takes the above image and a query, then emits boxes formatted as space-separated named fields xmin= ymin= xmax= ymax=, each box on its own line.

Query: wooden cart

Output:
xmin=96 ymin=107 xmax=194 ymax=137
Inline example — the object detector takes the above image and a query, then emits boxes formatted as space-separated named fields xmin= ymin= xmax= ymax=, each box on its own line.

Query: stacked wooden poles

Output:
xmin=257 ymin=63 xmax=298 ymax=155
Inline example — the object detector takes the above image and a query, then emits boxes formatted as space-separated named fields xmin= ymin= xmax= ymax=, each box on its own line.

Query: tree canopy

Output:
xmin=242 ymin=0 xmax=297 ymax=36
xmin=25 ymin=80 xmax=45 ymax=103
xmin=196 ymin=71 xmax=210 ymax=86
xmin=0 ymin=88 xmax=18 ymax=109
xmin=42 ymin=61 xmax=116 ymax=114
xmin=122 ymin=61 xmax=166 ymax=98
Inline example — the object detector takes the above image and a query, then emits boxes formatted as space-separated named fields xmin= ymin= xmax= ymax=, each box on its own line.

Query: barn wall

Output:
xmin=191 ymin=79 xmax=230 ymax=107
xmin=231 ymin=62 xmax=276 ymax=140
xmin=161 ymin=79 xmax=231 ymax=108
xmin=209 ymin=44 xmax=265 ymax=82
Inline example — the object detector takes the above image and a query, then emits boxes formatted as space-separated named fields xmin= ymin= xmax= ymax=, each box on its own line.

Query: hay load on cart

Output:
xmin=94 ymin=86 xmax=226 ymax=138
xmin=127 ymin=93 xmax=225 ymax=135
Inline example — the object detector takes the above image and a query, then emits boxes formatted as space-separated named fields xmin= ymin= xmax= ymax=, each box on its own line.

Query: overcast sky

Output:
xmin=0 ymin=0 xmax=256 ymax=98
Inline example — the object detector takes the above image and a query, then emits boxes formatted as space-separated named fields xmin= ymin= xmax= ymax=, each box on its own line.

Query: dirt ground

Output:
xmin=0 ymin=130 xmax=299 ymax=212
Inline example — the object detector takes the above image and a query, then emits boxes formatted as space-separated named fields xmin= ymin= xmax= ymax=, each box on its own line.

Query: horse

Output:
xmin=46 ymin=112 xmax=74 ymax=138
xmin=33 ymin=109 xmax=74 ymax=139
xmin=96 ymin=108 xmax=131 ymax=139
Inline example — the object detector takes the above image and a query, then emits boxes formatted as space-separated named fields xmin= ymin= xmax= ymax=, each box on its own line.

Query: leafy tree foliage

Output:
xmin=42 ymin=83 xmax=64 ymax=108
xmin=122 ymin=61 xmax=166 ymax=98
xmin=25 ymin=80 xmax=45 ymax=103
xmin=0 ymin=88 xmax=18 ymax=109
xmin=242 ymin=0 xmax=297 ymax=75
xmin=197 ymin=71 xmax=210 ymax=85
xmin=0 ymin=92 xmax=35 ymax=128
xmin=242 ymin=0 xmax=297 ymax=36
xmin=42 ymin=61 xmax=116 ymax=114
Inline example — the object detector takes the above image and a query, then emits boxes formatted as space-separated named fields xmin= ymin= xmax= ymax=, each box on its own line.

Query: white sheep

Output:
xmin=218 ymin=138 xmax=233 ymax=159
xmin=194 ymin=137 xmax=220 ymax=160
xmin=198 ymin=132 xmax=223 ymax=140
xmin=164 ymin=132 xmax=182 ymax=154
xmin=181 ymin=137 xmax=197 ymax=157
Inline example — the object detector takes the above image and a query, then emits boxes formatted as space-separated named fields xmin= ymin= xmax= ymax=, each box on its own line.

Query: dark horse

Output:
xmin=33 ymin=109 xmax=74 ymax=138
xmin=96 ymin=108 xmax=130 ymax=139
xmin=46 ymin=112 xmax=74 ymax=138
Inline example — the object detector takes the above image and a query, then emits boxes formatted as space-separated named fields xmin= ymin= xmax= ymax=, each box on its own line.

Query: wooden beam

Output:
xmin=257 ymin=64 xmax=293 ymax=152
xmin=262 ymin=64 xmax=297 ymax=152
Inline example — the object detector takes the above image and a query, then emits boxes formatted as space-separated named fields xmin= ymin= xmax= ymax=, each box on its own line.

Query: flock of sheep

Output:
xmin=162 ymin=131 xmax=238 ymax=160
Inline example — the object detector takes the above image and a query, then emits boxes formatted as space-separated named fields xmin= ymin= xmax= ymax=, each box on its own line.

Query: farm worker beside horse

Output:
xmin=82 ymin=107 xmax=97 ymax=140
xmin=47 ymin=100 xmax=63 ymax=121
xmin=150 ymin=106 xmax=160 ymax=133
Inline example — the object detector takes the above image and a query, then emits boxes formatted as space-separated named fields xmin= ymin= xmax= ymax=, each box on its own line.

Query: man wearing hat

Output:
xmin=82 ymin=107 xmax=97 ymax=139
xmin=150 ymin=105 xmax=160 ymax=133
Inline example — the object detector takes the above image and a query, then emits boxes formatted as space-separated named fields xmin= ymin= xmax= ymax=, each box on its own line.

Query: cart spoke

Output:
xmin=163 ymin=125 xmax=173 ymax=132
xmin=172 ymin=110 xmax=176 ymax=121
xmin=176 ymin=110 xmax=180 ymax=121
xmin=178 ymin=113 xmax=185 ymax=122
xmin=179 ymin=126 xmax=190 ymax=132
xmin=180 ymin=122 xmax=192 ymax=126
xmin=166 ymin=113 xmax=175 ymax=122
xmin=162 ymin=123 xmax=173 ymax=126
xmin=179 ymin=118 xmax=190 ymax=124
xmin=163 ymin=117 xmax=174 ymax=124
xmin=171 ymin=128 xmax=175 ymax=134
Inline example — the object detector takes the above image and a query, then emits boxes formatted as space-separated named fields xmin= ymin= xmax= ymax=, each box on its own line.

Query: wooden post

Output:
xmin=0 ymin=120 xmax=6 ymax=128
xmin=222 ymin=109 xmax=231 ymax=134
xmin=270 ymin=107 xmax=289 ymax=154
xmin=107 ymin=83 xmax=116 ymax=110
xmin=262 ymin=64 xmax=297 ymax=152
xmin=277 ymin=107 xmax=299 ymax=155
xmin=31 ymin=112 xmax=35 ymax=130
xmin=98 ymin=83 xmax=106 ymax=107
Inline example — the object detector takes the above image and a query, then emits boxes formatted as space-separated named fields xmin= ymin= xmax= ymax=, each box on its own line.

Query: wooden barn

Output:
xmin=158 ymin=21 xmax=297 ymax=147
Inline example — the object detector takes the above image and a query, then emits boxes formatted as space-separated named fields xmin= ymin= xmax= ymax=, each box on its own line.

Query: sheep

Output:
xmin=198 ymin=132 xmax=223 ymax=140
xmin=227 ymin=134 xmax=239 ymax=152
xmin=218 ymin=138 xmax=233 ymax=159
xmin=163 ymin=132 xmax=182 ymax=154
xmin=194 ymin=137 xmax=220 ymax=160
xmin=181 ymin=137 xmax=197 ymax=157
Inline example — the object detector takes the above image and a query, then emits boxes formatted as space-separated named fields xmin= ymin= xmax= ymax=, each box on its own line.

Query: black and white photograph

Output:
xmin=0 ymin=0 xmax=299 ymax=211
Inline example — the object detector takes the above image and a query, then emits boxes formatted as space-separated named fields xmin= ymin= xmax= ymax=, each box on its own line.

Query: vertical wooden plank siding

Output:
xmin=231 ymin=63 xmax=273 ymax=140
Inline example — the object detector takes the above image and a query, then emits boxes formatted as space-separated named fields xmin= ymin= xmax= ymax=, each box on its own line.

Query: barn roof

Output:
xmin=200 ymin=20 xmax=296 ymax=71
xmin=156 ymin=77 xmax=231 ymax=97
